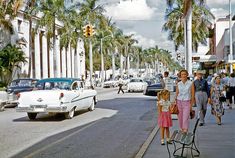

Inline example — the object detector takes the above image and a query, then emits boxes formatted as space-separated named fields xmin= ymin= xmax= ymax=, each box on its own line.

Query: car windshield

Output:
xmin=10 ymin=80 xmax=35 ymax=87
xmin=36 ymin=81 xmax=71 ymax=90
xmin=130 ymin=79 xmax=143 ymax=82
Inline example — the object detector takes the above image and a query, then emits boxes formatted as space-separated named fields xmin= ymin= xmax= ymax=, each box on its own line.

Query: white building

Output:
xmin=1 ymin=2 xmax=86 ymax=80
xmin=213 ymin=16 xmax=235 ymax=72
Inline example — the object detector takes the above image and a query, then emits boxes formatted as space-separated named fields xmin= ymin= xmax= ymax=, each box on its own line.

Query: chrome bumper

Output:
xmin=16 ymin=105 xmax=68 ymax=113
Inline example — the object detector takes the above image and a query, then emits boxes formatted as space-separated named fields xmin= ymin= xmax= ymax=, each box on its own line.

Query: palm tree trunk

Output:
xmin=53 ymin=17 xmax=57 ymax=77
xmin=100 ymin=39 xmax=104 ymax=87
xmin=136 ymin=53 xmax=139 ymax=75
xmin=186 ymin=7 xmax=192 ymax=75
xmin=127 ymin=54 xmax=130 ymax=77
xmin=120 ymin=54 xmax=123 ymax=78
xmin=74 ymin=45 xmax=78 ymax=77
xmin=27 ymin=18 xmax=32 ymax=78
xmin=112 ymin=49 xmax=116 ymax=80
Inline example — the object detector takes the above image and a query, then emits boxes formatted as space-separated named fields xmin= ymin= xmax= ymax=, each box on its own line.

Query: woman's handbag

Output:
xmin=219 ymin=96 xmax=226 ymax=102
xmin=170 ymin=103 xmax=178 ymax=114
xmin=190 ymin=110 xmax=195 ymax=119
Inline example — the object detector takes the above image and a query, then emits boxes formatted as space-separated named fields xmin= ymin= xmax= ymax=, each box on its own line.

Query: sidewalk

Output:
xmin=143 ymin=106 xmax=235 ymax=158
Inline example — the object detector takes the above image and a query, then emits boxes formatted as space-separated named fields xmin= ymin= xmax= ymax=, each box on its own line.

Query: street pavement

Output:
xmin=143 ymin=105 xmax=235 ymax=158
xmin=0 ymin=88 xmax=157 ymax=158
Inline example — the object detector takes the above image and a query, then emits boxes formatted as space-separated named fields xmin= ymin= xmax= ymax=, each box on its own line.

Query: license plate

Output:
xmin=34 ymin=108 xmax=45 ymax=112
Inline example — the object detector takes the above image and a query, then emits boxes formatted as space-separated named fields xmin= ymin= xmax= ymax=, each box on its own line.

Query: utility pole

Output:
xmin=229 ymin=0 xmax=233 ymax=73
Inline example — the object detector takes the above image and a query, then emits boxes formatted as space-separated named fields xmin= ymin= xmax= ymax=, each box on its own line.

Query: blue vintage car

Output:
xmin=143 ymin=77 xmax=164 ymax=96
xmin=5 ymin=78 xmax=38 ymax=107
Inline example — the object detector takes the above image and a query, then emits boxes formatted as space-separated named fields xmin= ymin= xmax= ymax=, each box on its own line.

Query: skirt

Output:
xmin=158 ymin=111 xmax=173 ymax=127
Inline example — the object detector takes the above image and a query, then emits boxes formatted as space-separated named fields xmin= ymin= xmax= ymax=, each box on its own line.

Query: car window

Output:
xmin=10 ymin=80 xmax=35 ymax=87
xmin=37 ymin=81 xmax=71 ymax=90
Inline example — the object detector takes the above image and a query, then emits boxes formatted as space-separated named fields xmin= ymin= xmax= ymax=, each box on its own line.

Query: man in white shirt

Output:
xmin=117 ymin=76 xmax=124 ymax=94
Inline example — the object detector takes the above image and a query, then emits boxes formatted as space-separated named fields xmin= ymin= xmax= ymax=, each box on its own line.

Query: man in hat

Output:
xmin=193 ymin=70 xmax=210 ymax=126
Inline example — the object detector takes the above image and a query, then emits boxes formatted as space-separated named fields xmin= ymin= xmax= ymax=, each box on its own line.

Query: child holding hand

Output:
xmin=157 ymin=89 xmax=173 ymax=145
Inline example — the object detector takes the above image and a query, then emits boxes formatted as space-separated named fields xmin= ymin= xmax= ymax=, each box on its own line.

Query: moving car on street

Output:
xmin=127 ymin=78 xmax=147 ymax=92
xmin=5 ymin=78 xmax=38 ymax=107
xmin=16 ymin=78 xmax=97 ymax=120
xmin=143 ymin=77 xmax=164 ymax=96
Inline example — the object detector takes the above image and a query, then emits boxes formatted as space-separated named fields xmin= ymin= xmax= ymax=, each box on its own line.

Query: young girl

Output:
xmin=157 ymin=89 xmax=173 ymax=145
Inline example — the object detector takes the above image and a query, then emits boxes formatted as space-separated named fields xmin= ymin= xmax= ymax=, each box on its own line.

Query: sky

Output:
xmin=94 ymin=0 xmax=235 ymax=53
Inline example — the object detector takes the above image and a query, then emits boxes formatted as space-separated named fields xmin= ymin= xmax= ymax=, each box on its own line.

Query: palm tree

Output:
xmin=0 ymin=44 xmax=27 ymax=85
xmin=78 ymin=0 xmax=105 ymax=85
xmin=24 ymin=0 xmax=40 ymax=78
xmin=0 ymin=0 xmax=23 ymax=49
xmin=163 ymin=0 xmax=212 ymax=51
xmin=165 ymin=0 xmax=207 ymax=74
xmin=38 ymin=0 xmax=66 ymax=77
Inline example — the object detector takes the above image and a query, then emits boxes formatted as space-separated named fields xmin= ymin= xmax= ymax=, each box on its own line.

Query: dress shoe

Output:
xmin=199 ymin=123 xmax=204 ymax=126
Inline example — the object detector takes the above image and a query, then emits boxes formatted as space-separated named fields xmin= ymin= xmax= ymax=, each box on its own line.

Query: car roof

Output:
xmin=37 ymin=78 xmax=81 ymax=84
xmin=11 ymin=78 xmax=38 ymax=81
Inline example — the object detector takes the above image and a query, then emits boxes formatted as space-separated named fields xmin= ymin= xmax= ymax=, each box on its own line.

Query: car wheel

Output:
xmin=27 ymin=113 xmax=37 ymax=120
xmin=65 ymin=107 xmax=75 ymax=119
xmin=88 ymin=99 xmax=95 ymax=111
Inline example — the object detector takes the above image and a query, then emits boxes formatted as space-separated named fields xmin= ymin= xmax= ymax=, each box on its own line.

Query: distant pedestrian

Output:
xmin=117 ymin=76 xmax=124 ymax=94
xmin=210 ymin=76 xmax=225 ymax=125
xmin=157 ymin=89 xmax=172 ymax=145
xmin=193 ymin=70 xmax=210 ymax=126
xmin=174 ymin=70 xmax=195 ymax=133
xmin=227 ymin=73 xmax=235 ymax=108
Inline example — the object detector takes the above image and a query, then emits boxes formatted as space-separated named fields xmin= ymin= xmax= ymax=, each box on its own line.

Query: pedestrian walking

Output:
xmin=117 ymin=76 xmax=124 ymax=94
xmin=193 ymin=70 xmax=210 ymax=126
xmin=157 ymin=89 xmax=172 ymax=145
xmin=209 ymin=76 xmax=225 ymax=125
xmin=227 ymin=73 xmax=235 ymax=108
xmin=174 ymin=70 xmax=195 ymax=133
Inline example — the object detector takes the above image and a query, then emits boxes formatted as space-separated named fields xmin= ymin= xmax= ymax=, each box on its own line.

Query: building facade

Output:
xmin=214 ymin=17 xmax=235 ymax=72
xmin=1 ymin=2 xmax=86 ymax=80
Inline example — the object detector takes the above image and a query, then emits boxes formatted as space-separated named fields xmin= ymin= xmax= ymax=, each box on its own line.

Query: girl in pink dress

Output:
xmin=157 ymin=89 xmax=173 ymax=145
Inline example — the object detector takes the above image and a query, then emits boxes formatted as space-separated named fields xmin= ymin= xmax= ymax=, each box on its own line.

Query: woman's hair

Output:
xmin=157 ymin=89 xmax=170 ymax=100
xmin=179 ymin=69 xmax=188 ymax=77
xmin=215 ymin=76 xmax=221 ymax=80
xmin=230 ymin=73 xmax=235 ymax=78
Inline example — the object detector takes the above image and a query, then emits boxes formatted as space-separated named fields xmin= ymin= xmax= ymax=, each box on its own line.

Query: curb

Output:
xmin=135 ymin=125 xmax=159 ymax=158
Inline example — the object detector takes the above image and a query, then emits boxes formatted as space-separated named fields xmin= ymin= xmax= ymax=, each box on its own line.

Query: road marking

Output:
xmin=135 ymin=125 xmax=159 ymax=158
xmin=23 ymin=121 xmax=97 ymax=158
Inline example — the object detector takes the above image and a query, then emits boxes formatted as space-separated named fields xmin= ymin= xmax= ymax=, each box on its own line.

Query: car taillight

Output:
xmin=59 ymin=93 xmax=64 ymax=99
xmin=16 ymin=93 xmax=20 ymax=99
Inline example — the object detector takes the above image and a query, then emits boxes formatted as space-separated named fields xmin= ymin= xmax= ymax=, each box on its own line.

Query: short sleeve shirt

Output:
xmin=177 ymin=80 xmax=192 ymax=101
xmin=159 ymin=100 xmax=171 ymax=112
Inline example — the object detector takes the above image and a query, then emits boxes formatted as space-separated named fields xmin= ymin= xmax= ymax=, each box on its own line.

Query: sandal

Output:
xmin=167 ymin=138 xmax=172 ymax=144
xmin=161 ymin=139 xmax=165 ymax=145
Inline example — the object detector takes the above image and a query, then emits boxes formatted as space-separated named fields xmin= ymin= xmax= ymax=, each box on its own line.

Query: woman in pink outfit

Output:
xmin=175 ymin=70 xmax=195 ymax=133
xmin=157 ymin=89 xmax=173 ymax=145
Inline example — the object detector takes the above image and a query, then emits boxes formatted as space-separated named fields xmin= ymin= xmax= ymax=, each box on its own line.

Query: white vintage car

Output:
xmin=127 ymin=78 xmax=148 ymax=92
xmin=16 ymin=78 xmax=97 ymax=120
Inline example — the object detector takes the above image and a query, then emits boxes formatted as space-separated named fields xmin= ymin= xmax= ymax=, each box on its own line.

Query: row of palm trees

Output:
xmin=0 ymin=0 xmax=186 ymax=85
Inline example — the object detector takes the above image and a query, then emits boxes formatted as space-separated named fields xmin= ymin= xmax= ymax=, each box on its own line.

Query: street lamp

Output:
xmin=100 ymin=33 xmax=113 ymax=87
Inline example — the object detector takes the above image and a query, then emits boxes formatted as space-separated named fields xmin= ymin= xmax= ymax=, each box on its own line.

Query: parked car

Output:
xmin=103 ymin=79 xmax=118 ymax=88
xmin=143 ymin=77 xmax=164 ymax=96
xmin=5 ymin=78 xmax=38 ymax=107
xmin=127 ymin=78 xmax=147 ymax=92
xmin=16 ymin=78 xmax=97 ymax=120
